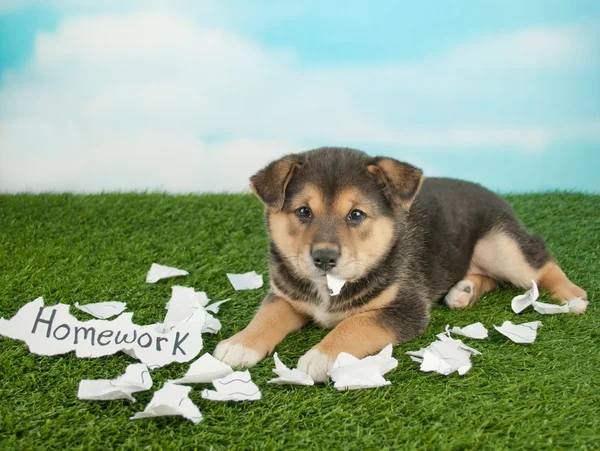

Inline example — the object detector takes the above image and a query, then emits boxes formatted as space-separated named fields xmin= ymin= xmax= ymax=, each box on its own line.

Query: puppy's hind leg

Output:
xmin=471 ymin=225 xmax=588 ymax=314
xmin=445 ymin=274 xmax=498 ymax=309
xmin=537 ymin=261 xmax=588 ymax=313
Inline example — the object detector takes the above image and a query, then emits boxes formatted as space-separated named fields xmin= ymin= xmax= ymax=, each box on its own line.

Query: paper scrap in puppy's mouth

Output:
xmin=326 ymin=274 xmax=346 ymax=296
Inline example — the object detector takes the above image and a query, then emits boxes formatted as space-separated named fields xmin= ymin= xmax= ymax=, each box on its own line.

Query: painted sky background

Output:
xmin=0 ymin=0 xmax=599 ymax=193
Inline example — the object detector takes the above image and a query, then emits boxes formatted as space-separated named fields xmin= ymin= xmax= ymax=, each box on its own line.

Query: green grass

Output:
xmin=0 ymin=192 xmax=599 ymax=450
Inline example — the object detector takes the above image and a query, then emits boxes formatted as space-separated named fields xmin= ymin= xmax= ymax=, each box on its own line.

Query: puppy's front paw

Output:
xmin=297 ymin=348 xmax=335 ymax=383
xmin=213 ymin=336 xmax=264 ymax=368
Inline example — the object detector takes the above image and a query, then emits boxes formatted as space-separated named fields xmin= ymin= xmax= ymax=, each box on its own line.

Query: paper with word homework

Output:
xmin=327 ymin=344 xmax=398 ymax=390
xmin=0 ymin=297 xmax=203 ymax=368
xmin=326 ymin=274 xmax=346 ymax=296
xmin=130 ymin=383 xmax=202 ymax=424
xmin=169 ymin=353 xmax=233 ymax=384
xmin=226 ymin=271 xmax=264 ymax=290
xmin=74 ymin=301 xmax=127 ymax=320
xmin=494 ymin=320 xmax=543 ymax=344
xmin=78 ymin=363 xmax=152 ymax=402
xmin=267 ymin=353 xmax=314 ymax=386
xmin=201 ymin=370 xmax=261 ymax=401
xmin=146 ymin=263 xmax=189 ymax=283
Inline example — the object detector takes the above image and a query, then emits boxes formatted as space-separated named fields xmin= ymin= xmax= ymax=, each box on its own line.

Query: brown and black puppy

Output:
xmin=214 ymin=147 xmax=588 ymax=381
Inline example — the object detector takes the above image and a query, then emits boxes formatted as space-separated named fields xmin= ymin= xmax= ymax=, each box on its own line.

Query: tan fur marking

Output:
xmin=465 ymin=274 xmax=498 ymax=304
xmin=288 ymin=183 xmax=325 ymax=217
xmin=351 ymin=216 xmax=395 ymax=273
xmin=269 ymin=211 xmax=315 ymax=275
xmin=313 ymin=310 xmax=396 ymax=359
xmin=332 ymin=187 xmax=370 ymax=218
xmin=225 ymin=298 xmax=309 ymax=356
xmin=355 ymin=283 xmax=399 ymax=313
xmin=537 ymin=261 xmax=587 ymax=302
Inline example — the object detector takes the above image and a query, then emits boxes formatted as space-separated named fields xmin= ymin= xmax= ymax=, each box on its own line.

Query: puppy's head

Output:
xmin=251 ymin=148 xmax=423 ymax=282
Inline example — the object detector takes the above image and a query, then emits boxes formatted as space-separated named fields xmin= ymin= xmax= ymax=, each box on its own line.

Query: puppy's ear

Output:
xmin=250 ymin=154 xmax=303 ymax=211
xmin=367 ymin=157 xmax=424 ymax=211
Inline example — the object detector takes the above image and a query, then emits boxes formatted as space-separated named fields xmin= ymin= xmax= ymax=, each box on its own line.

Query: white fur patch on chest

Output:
xmin=309 ymin=278 xmax=348 ymax=328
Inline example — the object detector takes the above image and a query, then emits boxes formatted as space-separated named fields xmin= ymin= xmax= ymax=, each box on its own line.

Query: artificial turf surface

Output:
xmin=0 ymin=192 xmax=598 ymax=450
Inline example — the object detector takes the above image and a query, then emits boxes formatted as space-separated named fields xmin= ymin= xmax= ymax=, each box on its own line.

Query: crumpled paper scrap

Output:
xmin=407 ymin=336 xmax=481 ymax=376
xmin=326 ymin=274 xmax=346 ymax=296
xmin=226 ymin=271 xmax=264 ymax=290
xmin=161 ymin=286 xmax=207 ymax=330
xmin=205 ymin=299 xmax=231 ymax=314
xmin=160 ymin=286 xmax=223 ymax=334
xmin=78 ymin=363 xmax=152 ymax=402
xmin=327 ymin=344 xmax=398 ymax=390
xmin=74 ymin=301 xmax=127 ymax=320
xmin=438 ymin=322 xmax=488 ymax=340
xmin=201 ymin=370 xmax=261 ymax=401
xmin=146 ymin=263 xmax=189 ymax=283
xmin=130 ymin=382 xmax=202 ymax=424
xmin=268 ymin=353 xmax=314 ymax=386
xmin=494 ymin=320 xmax=543 ymax=344
xmin=512 ymin=280 xmax=578 ymax=315
xmin=170 ymin=353 xmax=233 ymax=384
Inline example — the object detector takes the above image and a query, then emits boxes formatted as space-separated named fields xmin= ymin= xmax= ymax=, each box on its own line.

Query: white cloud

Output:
xmin=0 ymin=9 xmax=598 ymax=192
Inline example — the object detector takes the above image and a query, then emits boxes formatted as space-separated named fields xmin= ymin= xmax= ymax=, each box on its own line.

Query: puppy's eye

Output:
xmin=347 ymin=209 xmax=366 ymax=222
xmin=296 ymin=206 xmax=312 ymax=219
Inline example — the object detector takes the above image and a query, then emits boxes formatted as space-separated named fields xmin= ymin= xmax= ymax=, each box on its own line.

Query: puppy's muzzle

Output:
xmin=312 ymin=249 xmax=339 ymax=271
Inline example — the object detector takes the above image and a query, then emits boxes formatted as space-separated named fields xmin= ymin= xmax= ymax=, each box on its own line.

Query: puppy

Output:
xmin=214 ymin=147 xmax=587 ymax=381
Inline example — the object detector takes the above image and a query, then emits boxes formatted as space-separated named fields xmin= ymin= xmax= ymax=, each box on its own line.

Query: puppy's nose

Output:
xmin=312 ymin=249 xmax=339 ymax=271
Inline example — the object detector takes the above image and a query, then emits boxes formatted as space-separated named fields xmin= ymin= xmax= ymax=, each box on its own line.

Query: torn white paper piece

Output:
xmin=494 ymin=320 xmax=543 ymax=344
xmin=201 ymin=313 xmax=221 ymax=334
xmin=0 ymin=297 xmax=203 ymax=368
xmin=268 ymin=353 xmax=314 ymax=386
xmin=78 ymin=363 xmax=152 ymax=402
xmin=326 ymin=274 xmax=346 ymax=296
xmin=201 ymin=370 xmax=261 ymax=401
xmin=205 ymin=299 xmax=231 ymax=314
xmin=74 ymin=301 xmax=127 ymax=320
xmin=327 ymin=344 xmax=397 ymax=390
xmin=146 ymin=263 xmax=189 ymax=284
xmin=195 ymin=291 xmax=210 ymax=307
xmin=532 ymin=301 xmax=569 ymax=315
xmin=511 ymin=280 xmax=539 ymax=313
xmin=512 ymin=281 xmax=570 ymax=315
xmin=165 ymin=290 xmax=209 ymax=310
xmin=160 ymin=286 xmax=222 ymax=334
xmin=161 ymin=286 xmax=207 ymax=330
xmin=226 ymin=271 xmax=264 ymax=290
xmin=407 ymin=337 xmax=480 ymax=376
xmin=448 ymin=322 xmax=489 ymax=339
xmin=170 ymin=353 xmax=233 ymax=384
xmin=130 ymin=383 xmax=202 ymax=424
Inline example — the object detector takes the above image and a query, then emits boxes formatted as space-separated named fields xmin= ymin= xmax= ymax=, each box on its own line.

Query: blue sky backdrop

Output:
xmin=1 ymin=0 xmax=599 ymax=193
